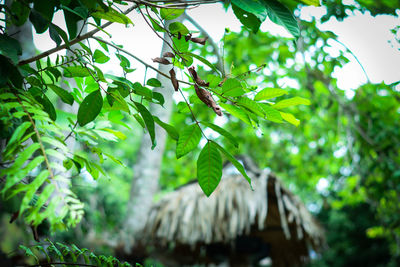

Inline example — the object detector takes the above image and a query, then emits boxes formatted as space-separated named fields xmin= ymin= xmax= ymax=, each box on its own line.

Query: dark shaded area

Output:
xmin=309 ymin=202 xmax=397 ymax=267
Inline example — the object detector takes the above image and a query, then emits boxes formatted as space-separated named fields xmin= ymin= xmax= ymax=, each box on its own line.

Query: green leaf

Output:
xmin=61 ymin=5 xmax=88 ymax=19
xmin=160 ymin=8 xmax=184 ymax=20
xmin=50 ymin=23 xmax=70 ymax=46
xmin=63 ymin=7 xmax=81 ymax=39
xmin=183 ymin=52 xmax=220 ymax=74
xmin=200 ymin=121 xmax=239 ymax=148
xmin=147 ymin=15 xmax=165 ymax=32
xmin=179 ymin=53 xmax=193 ymax=67
xmin=212 ymin=141 xmax=252 ymax=187
xmin=30 ymin=184 xmax=55 ymax=225
xmin=49 ymin=24 xmax=62 ymax=46
xmin=232 ymin=4 xmax=262 ymax=33
xmin=93 ymin=49 xmax=110 ymax=64
xmin=2 ymin=156 xmax=45 ymax=193
xmin=77 ymin=90 xmax=103 ymax=126
xmin=222 ymin=78 xmax=245 ymax=97
xmin=40 ymin=94 xmax=57 ymax=121
xmin=29 ymin=9 xmax=50 ymax=34
xmin=197 ymin=141 xmax=222 ymax=197
xmin=95 ymin=37 xmax=109 ymax=52
xmin=48 ymin=84 xmax=74 ymax=105
xmin=177 ymin=102 xmax=190 ymax=113
xmin=295 ymin=0 xmax=321 ymax=6
xmin=33 ymin=0 xmax=55 ymax=21
xmin=6 ymin=143 xmax=41 ymax=173
xmin=176 ymin=124 xmax=202 ymax=158
xmin=92 ymin=7 xmax=133 ymax=25
xmin=133 ymin=113 xmax=146 ymax=128
xmin=231 ymin=0 xmax=268 ymax=21
xmin=254 ymin=87 xmax=288 ymax=101
xmin=108 ymin=91 xmax=130 ymax=113
xmin=154 ymin=116 xmax=179 ymax=141
xmin=272 ymin=96 xmax=311 ymax=109
xmin=220 ymin=103 xmax=252 ymax=125
xmin=132 ymin=82 xmax=152 ymax=100
xmin=63 ymin=66 xmax=91 ymax=77
xmin=169 ymin=21 xmax=189 ymax=35
xmin=173 ymin=37 xmax=189 ymax=53
xmin=20 ymin=170 xmax=49 ymax=214
xmin=152 ymin=92 xmax=165 ymax=106
xmin=147 ymin=78 xmax=162 ymax=87
xmin=19 ymin=245 xmax=39 ymax=263
xmin=207 ymin=74 xmax=222 ymax=88
xmin=10 ymin=1 xmax=30 ymax=26
xmin=41 ymin=136 xmax=68 ymax=152
xmin=237 ymin=97 xmax=265 ymax=117
xmin=134 ymin=102 xmax=157 ymax=149
xmin=259 ymin=103 xmax=283 ymax=123
xmin=280 ymin=111 xmax=300 ymax=126
xmin=262 ymin=0 xmax=300 ymax=38
xmin=6 ymin=121 xmax=31 ymax=149
xmin=0 ymin=34 xmax=22 ymax=63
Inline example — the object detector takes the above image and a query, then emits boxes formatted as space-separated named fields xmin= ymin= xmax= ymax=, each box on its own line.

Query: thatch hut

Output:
xmin=142 ymin=157 xmax=325 ymax=266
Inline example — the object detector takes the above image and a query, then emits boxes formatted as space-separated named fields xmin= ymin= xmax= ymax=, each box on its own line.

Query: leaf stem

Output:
xmin=14 ymin=93 xmax=55 ymax=181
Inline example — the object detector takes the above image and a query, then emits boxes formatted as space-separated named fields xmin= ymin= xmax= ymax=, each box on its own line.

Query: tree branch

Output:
xmin=331 ymin=38 xmax=371 ymax=83
xmin=125 ymin=0 xmax=221 ymax=9
xmin=18 ymin=4 xmax=138 ymax=66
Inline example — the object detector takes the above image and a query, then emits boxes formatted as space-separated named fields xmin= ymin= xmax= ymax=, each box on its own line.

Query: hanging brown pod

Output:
xmin=152 ymin=57 xmax=171 ymax=65
xmin=190 ymin=37 xmax=208 ymax=46
xmin=185 ymin=33 xmax=192 ymax=42
xmin=188 ymin=66 xmax=209 ymax=87
xmin=194 ymin=84 xmax=222 ymax=116
xmin=169 ymin=68 xmax=179 ymax=91
xmin=163 ymin=52 xmax=175 ymax=58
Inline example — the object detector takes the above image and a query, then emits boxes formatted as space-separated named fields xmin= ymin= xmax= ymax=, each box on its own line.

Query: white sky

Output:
xmin=34 ymin=4 xmax=400 ymax=91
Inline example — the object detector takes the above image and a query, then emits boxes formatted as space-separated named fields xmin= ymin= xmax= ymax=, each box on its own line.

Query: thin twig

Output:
xmin=18 ymin=4 xmax=138 ymax=66
xmin=126 ymin=0 xmax=220 ymax=9
xmin=14 ymin=93 xmax=55 ymax=181
xmin=138 ymin=7 xmax=178 ymax=54
xmin=63 ymin=121 xmax=78 ymax=142
xmin=331 ymin=38 xmax=370 ymax=83
xmin=183 ymin=13 xmax=225 ymax=76
xmin=177 ymin=88 xmax=208 ymax=139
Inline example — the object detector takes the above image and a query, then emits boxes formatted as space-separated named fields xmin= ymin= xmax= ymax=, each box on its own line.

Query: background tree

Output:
xmin=0 ymin=0 xmax=399 ymax=266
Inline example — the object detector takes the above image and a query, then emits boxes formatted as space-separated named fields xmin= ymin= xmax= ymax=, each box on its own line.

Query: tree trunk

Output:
xmin=121 ymin=18 xmax=181 ymax=252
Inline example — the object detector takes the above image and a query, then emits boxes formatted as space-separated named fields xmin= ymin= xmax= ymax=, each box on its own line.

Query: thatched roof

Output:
xmin=143 ymin=160 xmax=325 ymax=266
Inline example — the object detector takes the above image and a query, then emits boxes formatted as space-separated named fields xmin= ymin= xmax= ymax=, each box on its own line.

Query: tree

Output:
xmin=0 ymin=0 xmax=317 ymax=257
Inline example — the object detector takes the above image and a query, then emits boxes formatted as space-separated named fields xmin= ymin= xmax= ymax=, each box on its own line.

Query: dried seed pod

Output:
xmin=177 ymin=32 xmax=182 ymax=40
xmin=185 ymin=34 xmax=192 ymax=42
xmin=152 ymin=57 xmax=171 ymax=65
xmin=169 ymin=68 xmax=179 ymax=91
xmin=188 ymin=66 xmax=198 ymax=80
xmin=163 ymin=52 xmax=175 ymax=58
xmin=188 ymin=66 xmax=209 ymax=87
xmin=194 ymin=84 xmax=222 ymax=116
xmin=190 ymin=37 xmax=208 ymax=45
xmin=197 ymin=79 xmax=209 ymax=87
